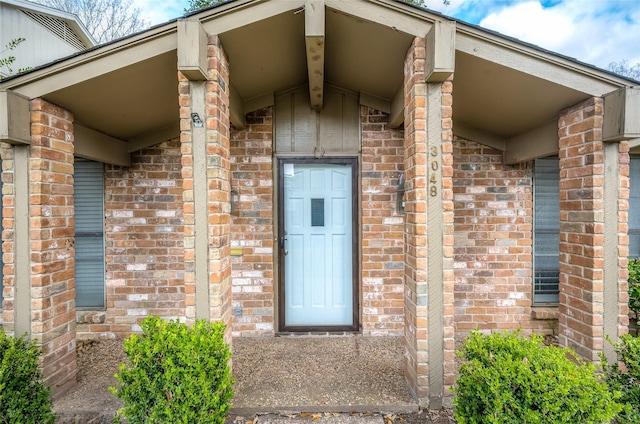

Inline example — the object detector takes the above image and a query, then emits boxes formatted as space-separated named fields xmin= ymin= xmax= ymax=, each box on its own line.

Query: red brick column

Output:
xmin=403 ymin=37 xmax=429 ymax=401
xmin=29 ymin=99 xmax=77 ymax=394
xmin=403 ymin=36 xmax=455 ymax=407
xmin=179 ymin=72 xmax=196 ymax=323
xmin=558 ymin=97 xmax=629 ymax=361
xmin=179 ymin=35 xmax=232 ymax=338
xmin=205 ymin=36 xmax=232 ymax=332
xmin=440 ymin=78 xmax=456 ymax=403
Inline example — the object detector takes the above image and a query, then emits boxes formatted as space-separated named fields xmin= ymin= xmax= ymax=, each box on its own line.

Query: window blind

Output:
xmin=533 ymin=157 xmax=560 ymax=303
xmin=74 ymin=159 xmax=105 ymax=308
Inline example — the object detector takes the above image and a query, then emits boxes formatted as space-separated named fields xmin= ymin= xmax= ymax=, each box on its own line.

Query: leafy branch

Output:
xmin=0 ymin=38 xmax=31 ymax=78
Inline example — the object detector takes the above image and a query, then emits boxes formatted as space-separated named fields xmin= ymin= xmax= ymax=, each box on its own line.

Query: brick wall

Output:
xmin=29 ymin=98 xmax=77 ymax=395
xmin=230 ymin=108 xmax=275 ymax=337
xmin=360 ymin=106 xmax=405 ymax=336
xmin=452 ymin=138 xmax=556 ymax=339
xmin=440 ymin=79 xmax=456 ymax=398
xmin=403 ymin=36 xmax=429 ymax=399
xmin=205 ymin=35 xmax=232 ymax=332
xmin=76 ymin=139 xmax=185 ymax=339
xmin=558 ymin=97 xmax=629 ymax=361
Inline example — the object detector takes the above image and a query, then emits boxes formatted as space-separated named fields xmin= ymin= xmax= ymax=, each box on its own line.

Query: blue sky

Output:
xmin=131 ymin=0 xmax=640 ymax=70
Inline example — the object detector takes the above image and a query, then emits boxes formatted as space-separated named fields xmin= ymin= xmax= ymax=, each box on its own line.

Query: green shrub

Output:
xmin=601 ymin=334 xmax=640 ymax=424
xmin=0 ymin=330 xmax=55 ymax=424
xmin=110 ymin=317 xmax=234 ymax=424
xmin=453 ymin=330 xmax=621 ymax=424
xmin=629 ymin=258 xmax=640 ymax=316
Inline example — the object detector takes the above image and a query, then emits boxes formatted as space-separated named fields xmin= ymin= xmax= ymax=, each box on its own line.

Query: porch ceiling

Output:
xmin=1 ymin=0 xmax=631 ymax=159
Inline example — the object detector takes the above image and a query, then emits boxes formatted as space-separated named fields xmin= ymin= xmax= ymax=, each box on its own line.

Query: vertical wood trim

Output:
xmin=425 ymin=21 xmax=455 ymax=83
xmin=192 ymin=82 xmax=210 ymax=320
xmin=426 ymin=83 xmax=444 ymax=409
xmin=14 ymin=145 xmax=30 ymax=336
xmin=603 ymin=142 xmax=619 ymax=362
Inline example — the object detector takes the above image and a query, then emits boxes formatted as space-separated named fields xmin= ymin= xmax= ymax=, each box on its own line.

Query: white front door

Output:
xmin=279 ymin=159 xmax=357 ymax=329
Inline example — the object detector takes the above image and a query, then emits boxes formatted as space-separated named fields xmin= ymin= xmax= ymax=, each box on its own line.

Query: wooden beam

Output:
xmin=389 ymin=86 xmax=404 ymax=128
xmin=0 ymin=90 xmax=30 ymax=145
xmin=128 ymin=122 xmax=180 ymax=153
xmin=425 ymin=21 xmax=455 ymax=82
xmin=244 ymin=92 xmax=274 ymax=114
xmin=452 ymin=121 xmax=506 ymax=151
xmin=360 ymin=92 xmax=390 ymax=114
xmin=177 ymin=19 xmax=208 ymax=81
xmin=603 ymin=87 xmax=640 ymax=142
xmin=325 ymin=0 xmax=433 ymax=37
xmin=504 ymin=121 xmax=558 ymax=164
xmin=229 ymin=83 xmax=245 ymax=130
xmin=305 ymin=0 xmax=325 ymax=110
xmin=74 ymin=124 xmax=130 ymax=166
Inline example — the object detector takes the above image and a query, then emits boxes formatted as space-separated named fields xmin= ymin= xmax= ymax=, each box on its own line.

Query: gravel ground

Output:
xmin=53 ymin=336 xmax=455 ymax=424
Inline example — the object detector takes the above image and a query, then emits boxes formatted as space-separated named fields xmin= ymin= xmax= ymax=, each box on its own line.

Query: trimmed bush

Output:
xmin=0 ymin=330 xmax=55 ymax=424
xmin=110 ymin=317 xmax=234 ymax=424
xmin=453 ymin=330 xmax=621 ymax=424
xmin=629 ymin=258 xmax=640 ymax=316
xmin=601 ymin=334 xmax=640 ymax=424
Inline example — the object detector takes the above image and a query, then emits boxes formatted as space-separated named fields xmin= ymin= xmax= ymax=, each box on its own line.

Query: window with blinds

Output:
xmin=533 ymin=157 xmax=560 ymax=304
xmin=630 ymin=157 xmax=640 ymax=259
xmin=74 ymin=159 xmax=105 ymax=308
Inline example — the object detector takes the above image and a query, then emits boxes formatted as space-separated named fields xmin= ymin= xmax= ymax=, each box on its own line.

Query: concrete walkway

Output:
xmin=54 ymin=335 xmax=420 ymax=423
xmin=231 ymin=335 xmax=417 ymax=416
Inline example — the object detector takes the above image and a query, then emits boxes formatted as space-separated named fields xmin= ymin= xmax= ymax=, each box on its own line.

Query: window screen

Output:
xmin=74 ymin=159 xmax=105 ymax=308
xmin=630 ymin=157 xmax=640 ymax=259
xmin=533 ymin=157 xmax=560 ymax=303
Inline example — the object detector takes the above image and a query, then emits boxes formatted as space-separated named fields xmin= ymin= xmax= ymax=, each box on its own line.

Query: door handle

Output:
xmin=278 ymin=231 xmax=289 ymax=256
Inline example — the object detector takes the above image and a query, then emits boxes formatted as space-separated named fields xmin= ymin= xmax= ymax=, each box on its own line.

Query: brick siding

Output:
xmin=76 ymin=139 xmax=185 ymax=339
xmin=360 ymin=106 xmax=405 ymax=336
xmin=230 ymin=108 xmax=275 ymax=336
xmin=29 ymin=98 xmax=77 ymax=395
xmin=452 ymin=138 xmax=556 ymax=339
xmin=403 ymin=36 xmax=429 ymax=400
xmin=558 ymin=97 xmax=629 ymax=360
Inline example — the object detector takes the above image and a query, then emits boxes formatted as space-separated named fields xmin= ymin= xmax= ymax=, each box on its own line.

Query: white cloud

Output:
xmin=475 ymin=0 xmax=640 ymax=69
xmin=480 ymin=2 xmax=574 ymax=51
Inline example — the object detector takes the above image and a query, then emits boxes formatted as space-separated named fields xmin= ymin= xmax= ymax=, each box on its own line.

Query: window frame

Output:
xmin=74 ymin=158 xmax=106 ymax=309
xmin=533 ymin=156 xmax=560 ymax=305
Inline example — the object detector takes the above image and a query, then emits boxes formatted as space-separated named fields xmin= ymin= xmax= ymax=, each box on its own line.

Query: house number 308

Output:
xmin=429 ymin=146 xmax=439 ymax=197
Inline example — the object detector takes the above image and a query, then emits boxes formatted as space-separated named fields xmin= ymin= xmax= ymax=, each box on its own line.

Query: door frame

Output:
xmin=277 ymin=157 xmax=360 ymax=332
